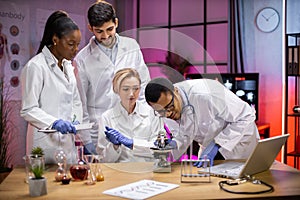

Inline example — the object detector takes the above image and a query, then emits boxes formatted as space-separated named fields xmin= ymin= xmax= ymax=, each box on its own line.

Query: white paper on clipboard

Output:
xmin=38 ymin=123 xmax=94 ymax=133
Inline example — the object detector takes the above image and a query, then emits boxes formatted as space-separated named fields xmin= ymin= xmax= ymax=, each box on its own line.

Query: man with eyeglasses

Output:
xmin=145 ymin=77 xmax=260 ymax=167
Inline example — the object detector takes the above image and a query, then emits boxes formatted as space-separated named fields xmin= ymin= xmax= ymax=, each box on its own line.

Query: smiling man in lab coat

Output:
xmin=145 ymin=77 xmax=260 ymax=167
xmin=74 ymin=1 xmax=150 ymax=154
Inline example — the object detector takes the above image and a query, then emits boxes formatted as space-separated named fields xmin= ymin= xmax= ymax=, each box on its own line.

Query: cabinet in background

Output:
xmin=284 ymin=33 xmax=300 ymax=169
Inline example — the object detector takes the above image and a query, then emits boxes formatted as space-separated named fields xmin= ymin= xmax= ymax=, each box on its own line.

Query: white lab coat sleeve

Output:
xmin=73 ymin=58 xmax=92 ymax=145
xmin=20 ymin=61 xmax=57 ymax=128
xmin=97 ymin=114 xmax=121 ymax=163
xmin=169 ymin=119 xmax=194 ymax=160
xmin=206 ymin=86 xmax=259 ymax=155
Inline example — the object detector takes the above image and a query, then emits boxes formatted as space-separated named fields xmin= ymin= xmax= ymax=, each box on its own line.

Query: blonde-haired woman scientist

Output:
xmin=97 ymin=68 xmax=166 ymax=162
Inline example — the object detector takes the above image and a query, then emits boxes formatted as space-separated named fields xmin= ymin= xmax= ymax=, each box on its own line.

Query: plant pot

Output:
xmin=23 ymin=154 xmax=45 ymax=183
xmin=28 ymin=178 xmax=47 ymax=197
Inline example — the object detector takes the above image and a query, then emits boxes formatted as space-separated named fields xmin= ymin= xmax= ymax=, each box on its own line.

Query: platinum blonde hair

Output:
xmin=112 ymin=68 xmax=141 ymax=94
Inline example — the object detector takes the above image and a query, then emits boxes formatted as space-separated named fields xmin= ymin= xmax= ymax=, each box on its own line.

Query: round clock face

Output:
xmin=256 ymin=7 xmax=280 ymax=33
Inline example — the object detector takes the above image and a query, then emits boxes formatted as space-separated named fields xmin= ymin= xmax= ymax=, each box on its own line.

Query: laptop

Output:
xmin=199 ymin=134 xmax=289 ymax=179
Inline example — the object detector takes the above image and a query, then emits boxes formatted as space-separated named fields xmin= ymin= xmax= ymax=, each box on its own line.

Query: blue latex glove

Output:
xmin=194 ymin=140 xmax=220 ymax=168
xmin=166 ymin=139 xmax=177 ymax=148
xmin=52 ymin=119 xmax=76 ymax=134
xmin=105 ymin=126 xmax=121 ymax=145
xmin=105 ymin=126 xmax=133 ymax=149
xmin=84 ymin=143 xmax=97 ymax=155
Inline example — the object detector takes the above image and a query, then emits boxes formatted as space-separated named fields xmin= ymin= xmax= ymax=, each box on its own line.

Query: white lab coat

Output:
xmin=170 ymin=79 xmax=260 ymax=160
xmin=74 ymin=34 xmax=150 ymax=146
xmin=20 ymin=46 xmax=83 ymax=164
xmin=97 ymin=101 xmax=162 ymax=162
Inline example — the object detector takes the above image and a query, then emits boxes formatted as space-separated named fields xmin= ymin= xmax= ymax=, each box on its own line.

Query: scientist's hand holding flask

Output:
xmin=53 ymin=119 xmax=77 ymax=134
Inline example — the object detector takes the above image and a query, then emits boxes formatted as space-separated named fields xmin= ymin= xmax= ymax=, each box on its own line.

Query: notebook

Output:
xmin=199 ymin=134 xmax=289 ymax=179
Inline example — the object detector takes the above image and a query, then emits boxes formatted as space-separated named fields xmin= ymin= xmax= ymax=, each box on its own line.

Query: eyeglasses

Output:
xmin=120 ymin=86 xmax=140 ymax=93
xmin=154 ymin=93 xmax=175 ymax=117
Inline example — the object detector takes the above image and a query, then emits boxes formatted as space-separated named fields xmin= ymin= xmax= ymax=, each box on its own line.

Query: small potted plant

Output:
xmin=31 ymin=146 xmax=44 ymax=156
xmin=28 ymin=147 xmax=47 ymax=197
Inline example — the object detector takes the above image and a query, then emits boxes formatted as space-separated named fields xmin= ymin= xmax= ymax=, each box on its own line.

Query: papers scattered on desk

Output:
xmin=103 ymin=179 xmax=179 ymax=200
xmin=38 ymin=123 xmax=94 ymax=133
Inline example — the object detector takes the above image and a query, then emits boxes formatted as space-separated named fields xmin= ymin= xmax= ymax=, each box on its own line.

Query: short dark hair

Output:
xmin=145 ymin=77 xmax=174 ymax=103
xmin=37 ymin=10 xmax=79 ymax=54
xmin=88 ymin=1 xmax=117 ymax=27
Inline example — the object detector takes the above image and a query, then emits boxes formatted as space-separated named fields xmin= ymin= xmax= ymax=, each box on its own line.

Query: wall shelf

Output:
xmin=284 ymin=33 xmax=300 ymax=169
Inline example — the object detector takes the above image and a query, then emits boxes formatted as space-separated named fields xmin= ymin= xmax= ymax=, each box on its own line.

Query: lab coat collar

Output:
xmin=42 ymin=46 xmax=72 ymax=70
xmin=89 ymin=36 xmax=112 ymax=63
xmin=112 ymin=101 xmax=149 ymax=118
xmin=117 ymin=34 xmax=130 ymax=55
xmin=94 ymin=33 xmax=120 ymax=49
xmin=176 ymin=86 xmax=189 ymax=109
xmin=42 ymin=46 xmax=57 ymax=69
xmin=89 ymin=36 xmax=101 ymax=55
xmin=112 ymin=101 xmax=150 ymax=131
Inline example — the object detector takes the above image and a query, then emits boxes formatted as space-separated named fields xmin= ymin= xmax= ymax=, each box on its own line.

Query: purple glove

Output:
xmin=53 ymin=119 xmax=76 ymax=134
xmin=105 ymin=126 xmax=121 ymax=145
xmin=166 ymin=139 xmax=177 ymax=148
xmin=105 ymin=126 xmax=133 ymax=149
xmin=194 ymin=140 xmax=220 ymax=168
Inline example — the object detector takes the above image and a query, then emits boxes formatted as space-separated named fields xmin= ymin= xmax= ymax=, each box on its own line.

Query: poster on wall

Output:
xmin=36 ymin=8 xmax=86 ymax=53
xmin=0 ymin=1 xmax=30 ymax=101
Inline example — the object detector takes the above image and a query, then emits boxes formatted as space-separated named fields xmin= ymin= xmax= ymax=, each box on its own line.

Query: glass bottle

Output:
xmin=54 ymin=149 xmax=66 ymax=182
xmin=94 ymin=155 xmax=104 ymax=182
xmin=69 ymin=141 xmax=88 ymax=181
xmin=95 ymin=164 xmax=104 ymax=182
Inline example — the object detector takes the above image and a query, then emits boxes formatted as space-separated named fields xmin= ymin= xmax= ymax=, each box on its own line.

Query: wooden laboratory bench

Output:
xmin=0 ymin=161 xmax=300 ymax=199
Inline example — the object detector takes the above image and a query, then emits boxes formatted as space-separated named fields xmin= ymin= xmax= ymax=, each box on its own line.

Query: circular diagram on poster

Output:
xmin=10 ymin=25 xmax=19 ymax=36
xmin=10 ymin=43 xmax=20 ymax=55
xmin=10 ymin=60 xmax=20 ymax=71
xmin=10 ymin=76 xmax=19 ymax=87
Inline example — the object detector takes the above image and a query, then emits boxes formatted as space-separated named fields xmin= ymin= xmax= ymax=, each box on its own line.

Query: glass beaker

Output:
xmin=69 ymin=141 xmax=88 ymax=181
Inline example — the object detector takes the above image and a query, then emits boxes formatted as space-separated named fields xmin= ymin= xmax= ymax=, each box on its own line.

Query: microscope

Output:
xmin=151 ymin=130 xmax=174 ymax=173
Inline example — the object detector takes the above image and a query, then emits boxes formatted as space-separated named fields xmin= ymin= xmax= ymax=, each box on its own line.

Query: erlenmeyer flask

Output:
xmin=69 ymin=141 xmax=88 ymax=181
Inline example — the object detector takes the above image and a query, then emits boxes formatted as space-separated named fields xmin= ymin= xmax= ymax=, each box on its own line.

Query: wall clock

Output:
xmin=256 ymin=7 xmax=280 ymax=33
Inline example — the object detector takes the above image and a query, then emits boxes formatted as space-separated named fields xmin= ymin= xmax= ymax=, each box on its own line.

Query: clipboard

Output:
xmin=38 ymin=123 xmax=94 ymax=133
